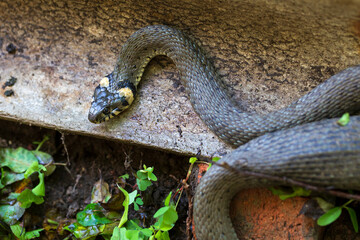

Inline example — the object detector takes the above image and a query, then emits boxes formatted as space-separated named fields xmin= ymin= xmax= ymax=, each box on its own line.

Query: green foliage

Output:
xmin=110 ymin=171 xmax=178 ymax=239
xmin=153 ymin=194 xmax=178 ymax=231
xmin=64 ymin=222 xmax=111 ymax=240
xmin=0 ymin=168 xmax=24 ymax=188
xmin=16 ymin=161 xmax=47 ymax=208
xmin=136 ymin=165 xmax=157 ymax=191
xmin=207 ymin=156 xmax=221 ymax=170
xmin=317 ymin=200 xmax=358 ymax=232
xmin=77 ymin=203 xmax=112 ymax=226
xmin=128 ymin=191 xmax=143 ymax=211
xmin=0 ymin=201 xmax=25 ymax=225
xmin=24 ymin=161 xmax=46 ymax=179
xmin=317 ymin=207 xmax=342 ymax=226
xmin=337 ymin=112 xmax=350 ymax=126
xmin=64 ymin=162 xmax=182 ymax=239
xmin=17 ymin=189 xmax=44 ymax=208
xmin=120 ymin=173 xmax=130 ymax=179
xmin=33 ymin=135 xmax=49 ymax=151
xmin=10 ymin=223 xmax=43 ymax=240
xmin=345 ymin=207 xmax=359 ymax=233
xmin=118 ymin=186 xmax=130 ymax=229
xmin=0 ymin=136 xmax=54 ymax=239
xmin=154 ymin=193 xmax=178 ymax=234
xmin=271 ymin=185 xmax=359 ymax=233
xmin=270 ymin=186 xmax=311 ymax=200
xmin=111 ymin=189 xmax=178 ymax=240
xmin=189 ymin=157 xmax=197 ymax=164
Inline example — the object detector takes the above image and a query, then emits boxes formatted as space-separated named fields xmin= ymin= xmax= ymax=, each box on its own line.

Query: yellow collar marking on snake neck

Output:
xmin=99 ymin=77 xmax=110 ymax=87
xmin=118 ymin=87 xmax=134 ymax=105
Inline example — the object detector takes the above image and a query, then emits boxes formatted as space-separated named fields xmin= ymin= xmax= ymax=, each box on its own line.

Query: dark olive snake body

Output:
xmin=88 ymin=25 xmax=360 ymax=239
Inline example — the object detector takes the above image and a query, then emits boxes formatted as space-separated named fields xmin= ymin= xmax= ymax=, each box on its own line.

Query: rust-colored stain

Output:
xmin=196 ymin=163 xmax=208 ymax=183
xmin=193 ymin=164 xmax=318 ymax=239
xmin=230 ymin=188 xmax=318 ymax=239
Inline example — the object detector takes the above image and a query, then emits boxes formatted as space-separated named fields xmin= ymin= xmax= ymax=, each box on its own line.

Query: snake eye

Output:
xmin=102 ymin=107 xmax=110 ymax=115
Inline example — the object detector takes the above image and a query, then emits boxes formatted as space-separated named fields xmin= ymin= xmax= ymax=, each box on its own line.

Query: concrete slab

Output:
xmin=1 ymin=0 xmax=360 ymax=157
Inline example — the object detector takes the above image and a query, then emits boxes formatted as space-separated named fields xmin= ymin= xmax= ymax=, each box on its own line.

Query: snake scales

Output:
xmin=88 ymin=25 xmax=360 ymax=239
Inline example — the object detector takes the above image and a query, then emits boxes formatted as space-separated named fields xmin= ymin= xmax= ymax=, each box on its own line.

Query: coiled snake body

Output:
xmin=88 ymin=25 xmax=360 ymax=239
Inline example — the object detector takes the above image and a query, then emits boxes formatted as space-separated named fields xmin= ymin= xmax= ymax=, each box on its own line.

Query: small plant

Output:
xmin=317 ymin=199 xmax=358 ymax=232
xmin=271 ymin=186 xmax=359 ymax=232
xmin=269 ymin=186 xmax=311 ymax=200
xmin=136 ymin=165 xmax=158 ymax=191
xmin=65 ymin=164 xmax=180 ymax=239
xmin=337 ymin=112 xmax=350 ymax=126
xmin=0 ymin=136 xmax=55 ymax=239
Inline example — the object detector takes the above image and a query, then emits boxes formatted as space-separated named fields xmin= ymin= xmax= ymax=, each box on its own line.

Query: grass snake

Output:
xmin=88 ymin=25 xmax=360 ymax=239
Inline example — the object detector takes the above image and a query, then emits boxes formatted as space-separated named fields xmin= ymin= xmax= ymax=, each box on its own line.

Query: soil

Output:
xmin=0 ymin=119 xmax=194 ymax=240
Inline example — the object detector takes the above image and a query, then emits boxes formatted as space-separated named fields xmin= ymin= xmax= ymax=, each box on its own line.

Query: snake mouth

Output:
xmin=88 ymin=112 xmax=101 ymax=124
xmin=88 ymin=104 xmax=124 ymax=124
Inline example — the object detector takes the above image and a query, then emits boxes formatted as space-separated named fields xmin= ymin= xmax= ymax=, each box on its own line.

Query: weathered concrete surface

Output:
xmin=1 ymin=0 xmax=360 ymax=157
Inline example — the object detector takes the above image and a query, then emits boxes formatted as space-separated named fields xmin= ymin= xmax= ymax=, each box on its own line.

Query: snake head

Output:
xmin=88 ymin=75 xmax=136 ymax=123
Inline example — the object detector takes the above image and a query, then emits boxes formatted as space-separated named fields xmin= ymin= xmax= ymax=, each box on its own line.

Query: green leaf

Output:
xmin=0 ymin=201 xmax=26 ymax=225
xmin=162 ymin=206 xmax=178 ymax=225
xmin=17 ymin=189 xmax=44 ymax=208
xmin=32 ymin=172 xmax=45 ymax=197
xmin=137 ymin=171 xmax=148 ymax=180
xmin=110 ymin=227 xmax=120 ymax=240
xmin=189 ymin=157 xmax=197 ymax=164
xmin=76 ymin=203 xmax=112 ymax=227
xmin=345 ymin=207 xmax=359 ymax=233
xmin=0 ymin=168 xmax=25 ymax=188
xmin=0 ymin=148 xmax=39 ymax=173
xmin=337 ymin=113 xmax=350 ymax=126
xmin=154 ymin=206 xmax=178 ymax=231
xmin=136 ymin=178 xmax=152 ymax=191
xmin=118 ymin=186 xmax=130 ymax=228
xmin=119 ymin=174 xmax=129 ymax=179
xmin=135 ymin=197 xmax=143 ymax=206
xmin=126 ymin=230 xmax=139 ymax=240
xmin=317 ymin=207 xmax=342 ymax=226
xmin=154 ymin=206 xmax=170 ymax=218
xmin=33 ymin=135 xmax=49 ymax=151
xmin=24 ymin=161 xmax=46 ymax=179
xmin=212 ymin=157 xmax=220 ymax=162
xmin=133 ymin=196 xmax=143 ymax=211
xmin=164 ymin=192 xmax=172 ymax=206
xmin=148 ymin=172 xmax=157 ymax=181
xmin=10 ymin=223 xmax=23 ymax=238
xmin=128 ymin=190 xmax=137 ymax=205
xmin=24 ymin=228 xmax=43 ymax=239
xmin=155 ymin=230 xmax=170 ymax=240
xmin=31 ymin=150 xmax=53 ymax=165
xmin=10 ymin=223 xmax=43 ymax=239
xmin=65 ymin=222 xmax=104 ymax=240
xmin=269 ymin=186 xmax=311 ymax=200
xmin=137 ymin=166 xmax=157 ymax=182
xmin=141 ymin=228 xmax=153 ymax=237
